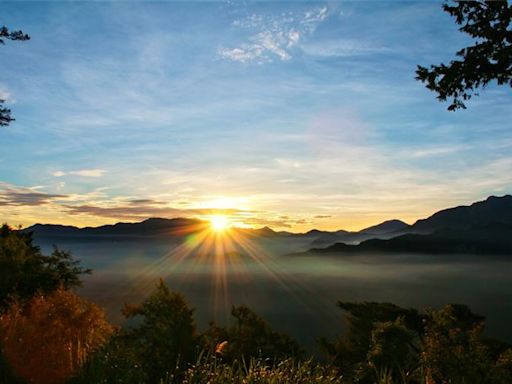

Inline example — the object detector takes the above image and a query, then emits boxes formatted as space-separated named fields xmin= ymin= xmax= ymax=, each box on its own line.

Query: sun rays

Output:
xmin=97 ymin=215 xmax=310 ymax=323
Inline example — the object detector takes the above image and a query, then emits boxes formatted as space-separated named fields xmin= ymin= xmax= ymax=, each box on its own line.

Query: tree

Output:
xmin=367 ymin=319 xmax=417 ymax=382
xmin=320 ymin=301 xmax=423 ymax=383
xmin=0 ymin=26 xmax=30 ymax=45
xmin=203 ymin=305 xmax=303 ymax=363
xmin=121 ymin=279 xmax=199 ymax=383
xmin=416 ymin=0 xmax=512 ymax=110
xmin=421 ymin=304 xmax=505 ymax=384
xmin=0 ymin=26 xmax=30 ymax=126
xmin=0 ymin=288 xmax=113 ymax=384
xmin=323 ymin=301 xmax=512 ymax=384
xmin=0 ymin=224 xmax=91 ymax=309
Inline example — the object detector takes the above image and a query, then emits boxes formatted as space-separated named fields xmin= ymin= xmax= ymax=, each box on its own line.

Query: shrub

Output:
xmin=0 ymin=288 xmax=113 ymax=384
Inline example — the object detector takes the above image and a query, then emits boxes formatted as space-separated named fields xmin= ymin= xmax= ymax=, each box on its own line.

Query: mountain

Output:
xmin=359 ymin=219 xmax=410 ymax=235
xmin=307 ymin=222 xmax=512 ymax=255
xmin=25 ymin=217 xmax=207 ymax=238
xmin=25 ymin=195 xmax=512 ymax=255
xmin=302 ymin=195 xmax=512 ymax=256
xmin=411 ymin=195 xmax=512 ymax=233
xmin=24 ymin=217 xmax=405 ymax=244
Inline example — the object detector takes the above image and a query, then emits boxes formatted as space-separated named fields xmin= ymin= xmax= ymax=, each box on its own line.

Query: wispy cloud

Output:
xmin=408 ymin=145 xmax=471 ymax=158
xmin=219 ymin=6 xmax=328 ymax=63
xmin=300 ymin=39 xmax=391 ymax=58
xmin=53 ymin=169 xmax=107 ymax=178
xmin=0 ymin=85 xmax=16 ymax=104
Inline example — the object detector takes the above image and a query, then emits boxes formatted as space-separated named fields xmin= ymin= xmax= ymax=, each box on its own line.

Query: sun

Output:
xmin=210 ymin=215 xmax=230 ymax=232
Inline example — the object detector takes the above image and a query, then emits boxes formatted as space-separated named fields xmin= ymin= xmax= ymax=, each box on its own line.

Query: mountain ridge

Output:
xmin=301 ymin=195 xmax=512 ymax=255
xmin=22 ymin=195 xmax=512 ymax=255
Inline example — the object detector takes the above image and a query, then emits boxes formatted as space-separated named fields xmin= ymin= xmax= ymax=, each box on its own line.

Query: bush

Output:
xmin=0 ymin=288 xmax=113 ymax=384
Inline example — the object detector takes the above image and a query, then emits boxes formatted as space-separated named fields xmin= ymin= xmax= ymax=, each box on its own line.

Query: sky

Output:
xmin=0 ymin=1 xmax=511 ymax=232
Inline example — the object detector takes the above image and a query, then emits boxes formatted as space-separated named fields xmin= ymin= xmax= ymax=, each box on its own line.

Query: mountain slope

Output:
xmin=359 ymin=219 xmax=410 ymax=235
xmin=25 ymin=217 xmax=207 ymax=238
xmin=307 ymin=223 xmax=512 ymax=255
xmin=303 ymin=195 xmax=512 ymax=256
xmin=411 ymin=195 xmax=512 ymax=233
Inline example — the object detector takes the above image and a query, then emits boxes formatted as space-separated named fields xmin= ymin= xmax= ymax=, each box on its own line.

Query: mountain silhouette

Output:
xmin=411 ymin=195 xmax=512 ymax=233
xmin=23 ymin=195 xmax=512 ymax=255
xmin=359 ymin=219 xmax=410 ymax=235
xmin=25 ymin=217 xmax=207 ymax=238
xmin=304 ymin=195 xmax=512 ymax=255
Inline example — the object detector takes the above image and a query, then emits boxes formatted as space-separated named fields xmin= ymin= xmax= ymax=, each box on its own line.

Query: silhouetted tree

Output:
xmin=0 ymin=26 xmax=30 ymax=126
xmin=0 ymin=26 xmax=29 ymax=45
xmin=320 ymin=301 xmax=422 ymax=383
xmin=323 ymin=301 xmax=512 ymax=384
xmin=121 ymin=280 xmax=199 ymax=383
xmin=203 ymin=304 xmax=303 ymax=363
xmin=416 ymin=1 xmax=512 ymax=110
xmin=0 ymin=224 xmax=90 ymax=309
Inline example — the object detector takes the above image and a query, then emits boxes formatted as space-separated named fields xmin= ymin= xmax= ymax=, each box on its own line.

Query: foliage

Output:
xmin=0 ymin=26 xmax=30 ymax=126
xmin=0 ymin=26 xmax=30 ymax=45
xmin=181 ymin=356 xmax=343 ymax=384
xmin=421 ymin=304 xmax=507 ymax=384
xmin=69 ymin=331 xmax=147 ymax=384
xmin=203 ymin=304 xmax=303 ymax=363
xmin=367 ymin=319 xmax=417 ymax=382
xmin=0 ymin=224 xmax=91 ymax=309
xmin=0 ymin=288 xmax=113 ymax=384
xmin=322 ymin=301 xmax=512 ymax=384
xmin=120 ymin=279 xmax=199 ymax=383
xmin=416 ymin=0 xmax=512 ymax=110
xmin=320 ymin=302 xmax=422 ymax=383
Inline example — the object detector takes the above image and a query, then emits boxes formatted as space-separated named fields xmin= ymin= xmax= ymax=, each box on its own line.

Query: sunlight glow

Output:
xmin=210 ymin=215 xmax=230 ymax=232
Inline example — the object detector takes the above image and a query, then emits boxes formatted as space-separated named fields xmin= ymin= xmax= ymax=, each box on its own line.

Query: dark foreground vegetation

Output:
xmin=1 ymin=224 xmax=511 ymax=384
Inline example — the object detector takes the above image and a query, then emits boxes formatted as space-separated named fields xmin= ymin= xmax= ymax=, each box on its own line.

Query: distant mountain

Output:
xmin=25 ymin=217 xmax=207 ymax=238
xmin=25 ymin=195 xmax=512 ymax=255
xmin=24 ymin=217 xmax=406 ymax=246
xmin=302 ymin=195 xmax=512 ymax=256
xmin=411 ymin=195 xmax=512 ymax=233
xmin=307 ymin=222 xmax=512 ymax=255
xmin=359 ymin=219 xmax=410 ymax=235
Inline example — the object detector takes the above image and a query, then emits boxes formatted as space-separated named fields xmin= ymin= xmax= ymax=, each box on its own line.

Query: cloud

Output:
xmin=0 ymin=86 xmax=13 ymax=103
xmin=300 ymin=39 xmax=391 ymax=58
xmin=219 ymin=6 xmax=328 ymax=63
xmin=238 ymin=216 xmax=292 ymax=229
xmin=0 ymin=185 xmax=67 ymax=206
xmin=408 ymin=145 xmax=471 ymax=158
xmin=63 ymin=200 xmax=257 ymax=221
xmin=218 ymin=47 xmax=264 ymax=64
xmin=52 ymin=169 xmax=107 ymax=178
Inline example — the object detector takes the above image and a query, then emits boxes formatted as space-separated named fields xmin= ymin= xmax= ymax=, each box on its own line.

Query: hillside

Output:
xmin=304 ymin=195 xmax=512 ymax=255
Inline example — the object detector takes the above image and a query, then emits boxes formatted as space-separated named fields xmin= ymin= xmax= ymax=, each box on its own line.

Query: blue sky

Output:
xmin=0 ymin=1 xmax=511 ymax=231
